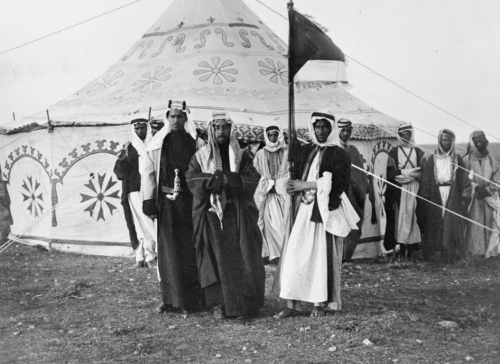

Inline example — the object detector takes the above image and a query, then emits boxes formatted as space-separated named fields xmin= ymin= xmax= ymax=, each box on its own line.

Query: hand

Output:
xmin=287 ymin=180 xmax=308 ymax=194
xmin=117 ymin=149 xmax=127 ymax=161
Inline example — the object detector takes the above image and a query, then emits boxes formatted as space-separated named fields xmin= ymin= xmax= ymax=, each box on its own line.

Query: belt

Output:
xmin=438 ymin=183 xmax=451 ymax=187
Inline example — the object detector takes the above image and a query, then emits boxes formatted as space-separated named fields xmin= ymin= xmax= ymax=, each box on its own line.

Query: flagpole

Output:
xmin=287 ymin=0 xmax=296 ymax=228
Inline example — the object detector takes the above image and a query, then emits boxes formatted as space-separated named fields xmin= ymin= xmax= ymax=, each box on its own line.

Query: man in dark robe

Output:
xmin=420 ymin=129 xmax=471 ymax=261
xmin=142 ymin=101 xmax=205 ymax=315
xmin=338 ymin=118 xmax=368 ymax=261
xmin=114 ymin=119 xmax=156 ymax=268
xmin=463 ymin=131 xmax=500 ymax=257
xmin=274 ymin=110 xmax=358 ymax=319
xmin=186 ymin=111 xmax=265 ymax=319
xmin=384 ymin=124 xmax=425 ymax=257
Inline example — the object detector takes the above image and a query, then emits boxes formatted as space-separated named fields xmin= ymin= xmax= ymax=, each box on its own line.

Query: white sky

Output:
xmin=1 ymin=0 xmax=499 ymax=144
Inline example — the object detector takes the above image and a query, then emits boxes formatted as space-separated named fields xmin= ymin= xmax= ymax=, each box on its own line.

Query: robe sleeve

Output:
xmin=386 ymin=148 xmax=402 ymax=182
xmin=186 ymin=155 xmax=223 ymax=199
xmin=225 ymin=151 xmax=261 ymax=198
xmin=325 ymin=147 xmax=351 ymax=211
xmin=349 ymin=146 xmax=369 ymax=209
xmin=113 ymin=149 xmax=129 ymax=181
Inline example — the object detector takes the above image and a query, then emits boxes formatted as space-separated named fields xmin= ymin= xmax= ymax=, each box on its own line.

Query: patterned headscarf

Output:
xmin=264 ymin=125 xmax=285 ymax=152
xmin=309 ymin=110 xmax=341 ymax=147
xmin=397 ymin=124 xmax=415 ymax=148
xmin=207 ymin=111 xmax=241 ymax=172
xmin=337 ymin=118 xmax=353 ymax=148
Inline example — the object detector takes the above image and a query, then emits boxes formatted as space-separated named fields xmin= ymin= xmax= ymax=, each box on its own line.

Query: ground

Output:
xmin=1 ymin=244 xmax=499 ymax=364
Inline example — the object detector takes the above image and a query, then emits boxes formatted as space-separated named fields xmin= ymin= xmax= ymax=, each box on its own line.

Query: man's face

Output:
xmin=314 ymin=119 xmax=332 ymax=144
xmin=473 ymin=136 xmax=488 ymax=153
xmin=134 ymin=123 xmax=148 ymax=140
xmin=268 ymin=131 xmax=279 ymax=143
xmin=213 ymin=120 xmax=232 ymax=145
xmin=441 ymin=134 xmax=453 ymax=152
xmin=339 ymin=127 xmax=352 ymax=143
xmin=400 ymin=130 xmax=412 ymax=143
xmin=168 ymin=109 xmax=187 ymax=131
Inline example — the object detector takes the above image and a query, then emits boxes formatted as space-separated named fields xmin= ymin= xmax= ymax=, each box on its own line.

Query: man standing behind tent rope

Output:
xmin=420 ymin=129 xmax=471 ymax=261
xmin=338 ymin=118 xmax=368 ymax=261
xmin=384 ymin=124 xmax=425 ymax=257
xmin=274 ymin=110 xmax=359 ymax=319
xmin=114 ymin=119 xmax=157 ymax=268
xmin=141 ymin=101 xmax=205 ymax=315
xmin=253 ymin=125 xmax=290 ymax=264
xmin=463 ymin=131 xmax=500 ymax=257
xmin=186 ymin=111 xmax=265 ymax=319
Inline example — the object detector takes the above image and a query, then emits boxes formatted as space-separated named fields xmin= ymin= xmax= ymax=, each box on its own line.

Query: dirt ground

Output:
xmin=1 ymin=244 xmax=499 ymax=363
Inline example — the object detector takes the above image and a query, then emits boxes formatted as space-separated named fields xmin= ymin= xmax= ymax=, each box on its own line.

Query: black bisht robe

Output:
xmin=153 ymin=130 xmax=203 ymax=309
xmin=186 ymin=147 xmax=265 ymax=317
xmin=419 ymin=153 xmax=471 ymax=260
xmin=384 ymin=146 xmax=425 ymax=251
xmin=113 ymin=144 xmax=140 ymax=250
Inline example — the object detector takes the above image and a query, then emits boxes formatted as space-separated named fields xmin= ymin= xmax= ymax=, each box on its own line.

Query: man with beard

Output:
xmin=274 ymin=110 xmax=359 ymax=319
xmin=384 ymin=124 xmax=425 ymax=257
xmin=463 ymin=131 xmax=500 ymax=257
xmin=420 ymin=129 xmax=471 ymax=261
xmin=141 ymin=101 xmax=205 ymax=315
xmin=114 ymin=119 xmax=157 ymax=268
xmin=253 ymin=125 xmax=290 ymax=264
xmin=338 ymin=118 xmax=368 ymax=261
xmin=186 ymin=111 xmax=265 ymax=319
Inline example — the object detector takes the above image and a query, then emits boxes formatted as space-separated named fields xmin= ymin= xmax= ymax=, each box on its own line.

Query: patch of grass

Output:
xmin=1 ymin=244 xmax=500 ymax=363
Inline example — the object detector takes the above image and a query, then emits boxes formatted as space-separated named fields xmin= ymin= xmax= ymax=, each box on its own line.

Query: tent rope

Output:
xmin=352 ymin=164 xmax=500 ymax=236
xmin=374 ymin=124 xmax=500 ymax=190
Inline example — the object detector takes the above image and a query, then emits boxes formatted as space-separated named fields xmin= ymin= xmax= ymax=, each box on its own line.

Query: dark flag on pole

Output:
xmin=288 ymin=7 xmax=345 ymax=80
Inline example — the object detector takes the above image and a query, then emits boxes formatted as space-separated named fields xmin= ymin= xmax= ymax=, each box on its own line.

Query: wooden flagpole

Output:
xmin=287 ymin=0 xmax=296 ymax=228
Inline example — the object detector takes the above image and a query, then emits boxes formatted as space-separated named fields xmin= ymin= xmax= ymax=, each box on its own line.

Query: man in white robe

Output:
xmin=253 ymin=125 xmax=290 ymax=264
xmin=114 ymin=119 xmax=157 ymax=268
xmin=274 ymin=110 xmax=359 ymax=318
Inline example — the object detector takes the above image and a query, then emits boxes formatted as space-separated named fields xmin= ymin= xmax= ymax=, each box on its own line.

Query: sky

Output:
xmin=1 ymin=0 xmax=499 ymax=144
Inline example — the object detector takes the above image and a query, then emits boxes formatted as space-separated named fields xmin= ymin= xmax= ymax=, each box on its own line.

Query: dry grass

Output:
xmin=1 ymin=244 xmax=500 ymax=363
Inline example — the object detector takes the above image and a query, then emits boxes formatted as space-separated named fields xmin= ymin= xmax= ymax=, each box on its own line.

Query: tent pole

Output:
xmin=12 ymin=112 xmax=15 ymax=121
xmin=148 ymin=107 xmax=152 ymax=120
xmin=46 ymin=110 xmax=53 ymax=133
xmin=287 ymin=0 xmax=296 ymax=229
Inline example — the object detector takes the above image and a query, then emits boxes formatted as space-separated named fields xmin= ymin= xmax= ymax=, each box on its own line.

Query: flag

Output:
xmin=288 ymin=8 xmax=345 ymax=81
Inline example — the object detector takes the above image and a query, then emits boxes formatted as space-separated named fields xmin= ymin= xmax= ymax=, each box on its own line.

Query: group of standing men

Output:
xmin=115 ymin=103 xmax=361 ymax=319
xmin=385 ymin=125 xmax=500 ymax=261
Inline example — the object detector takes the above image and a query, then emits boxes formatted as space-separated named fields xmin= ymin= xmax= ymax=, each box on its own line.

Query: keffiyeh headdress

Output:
xmin=397 ymin=124 xmax=415 ymax=148
xmin=337 ymin=118 xmax=353 ymax=148
xmin=309 ymin=110 xmax=341 ymax=147
xmin=264 ymin=125 xmax=285 ymax=152
xmin=130 ymin=118 xmax=152 ymax=156
xmin=207 ymin=111 xmax=241 ymax=172
xmin=468 ymin=130 xmax=489 ymax=158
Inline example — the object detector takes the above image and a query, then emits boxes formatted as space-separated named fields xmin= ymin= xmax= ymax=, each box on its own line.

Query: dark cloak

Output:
xmin=384 ymin=146 xmax=425 ymax=251
xmin=113 ymin=144 xmax=140 ymax=250
xmin=148 ymin=130 xmax=203 ymax=309
xmin=419 ymin=153 xmax=471 ymax=260
xmin=186 ymin=148 xmax=265 ymax=317
xmin=343 ymin=145 xmax=368 ymax=261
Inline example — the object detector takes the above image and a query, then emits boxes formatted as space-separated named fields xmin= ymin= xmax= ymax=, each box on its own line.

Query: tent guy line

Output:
xmin=351 ymin=164 xmax=500 ymax=236
xmin=253 ymin=1 xmax=500 ymax=144
xmin=0 ymin=0 xmax=141 ymax=56
xmin=373 ymin=123 xmax=500 ymax=190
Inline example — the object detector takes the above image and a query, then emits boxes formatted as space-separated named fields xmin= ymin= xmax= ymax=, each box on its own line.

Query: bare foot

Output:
xmin=310 ymin=306 xmax=326 ymax=317
xmin=274 ymin=307 xmax=298 ymax=319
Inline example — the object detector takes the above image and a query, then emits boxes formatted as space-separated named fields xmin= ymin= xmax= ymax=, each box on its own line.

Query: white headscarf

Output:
xmin=309 ymin=110 xmax=341 ymax=147
xmin=147 ymin=101 xmax=198 ymax=152
xmin=130 ymin=119 xmax=153 ymax=156
xmin=397 ymin=124 xmax=415 ymax=148
xmin=264 ymin=125 xmax=285 ymax=152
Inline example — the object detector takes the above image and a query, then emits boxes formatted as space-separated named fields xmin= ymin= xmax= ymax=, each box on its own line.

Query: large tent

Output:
xmin=0 ymin=0 xmax=402 ymax=258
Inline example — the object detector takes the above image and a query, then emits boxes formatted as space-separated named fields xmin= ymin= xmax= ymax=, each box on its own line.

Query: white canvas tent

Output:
xmin=0 ymin=0 xmax=402 ymax=258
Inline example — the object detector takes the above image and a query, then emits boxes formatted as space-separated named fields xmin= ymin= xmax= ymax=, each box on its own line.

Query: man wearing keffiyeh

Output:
xmin=338 ymin=118 xmax=369 ymax=261
xmin=141 ymin=100 xmax=205 ymax=315
xmin=253 ymin=125 xmax=290 ymax=264
xmin=463 ymin=130 xmax=500 ymax=257
xmin=384 ymin=124 xmax=425 ymax=257
xmin=186 ymin=111 xmax=265 ymax=319
xmin=420 ymin=129 xmax=471 ymax=261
